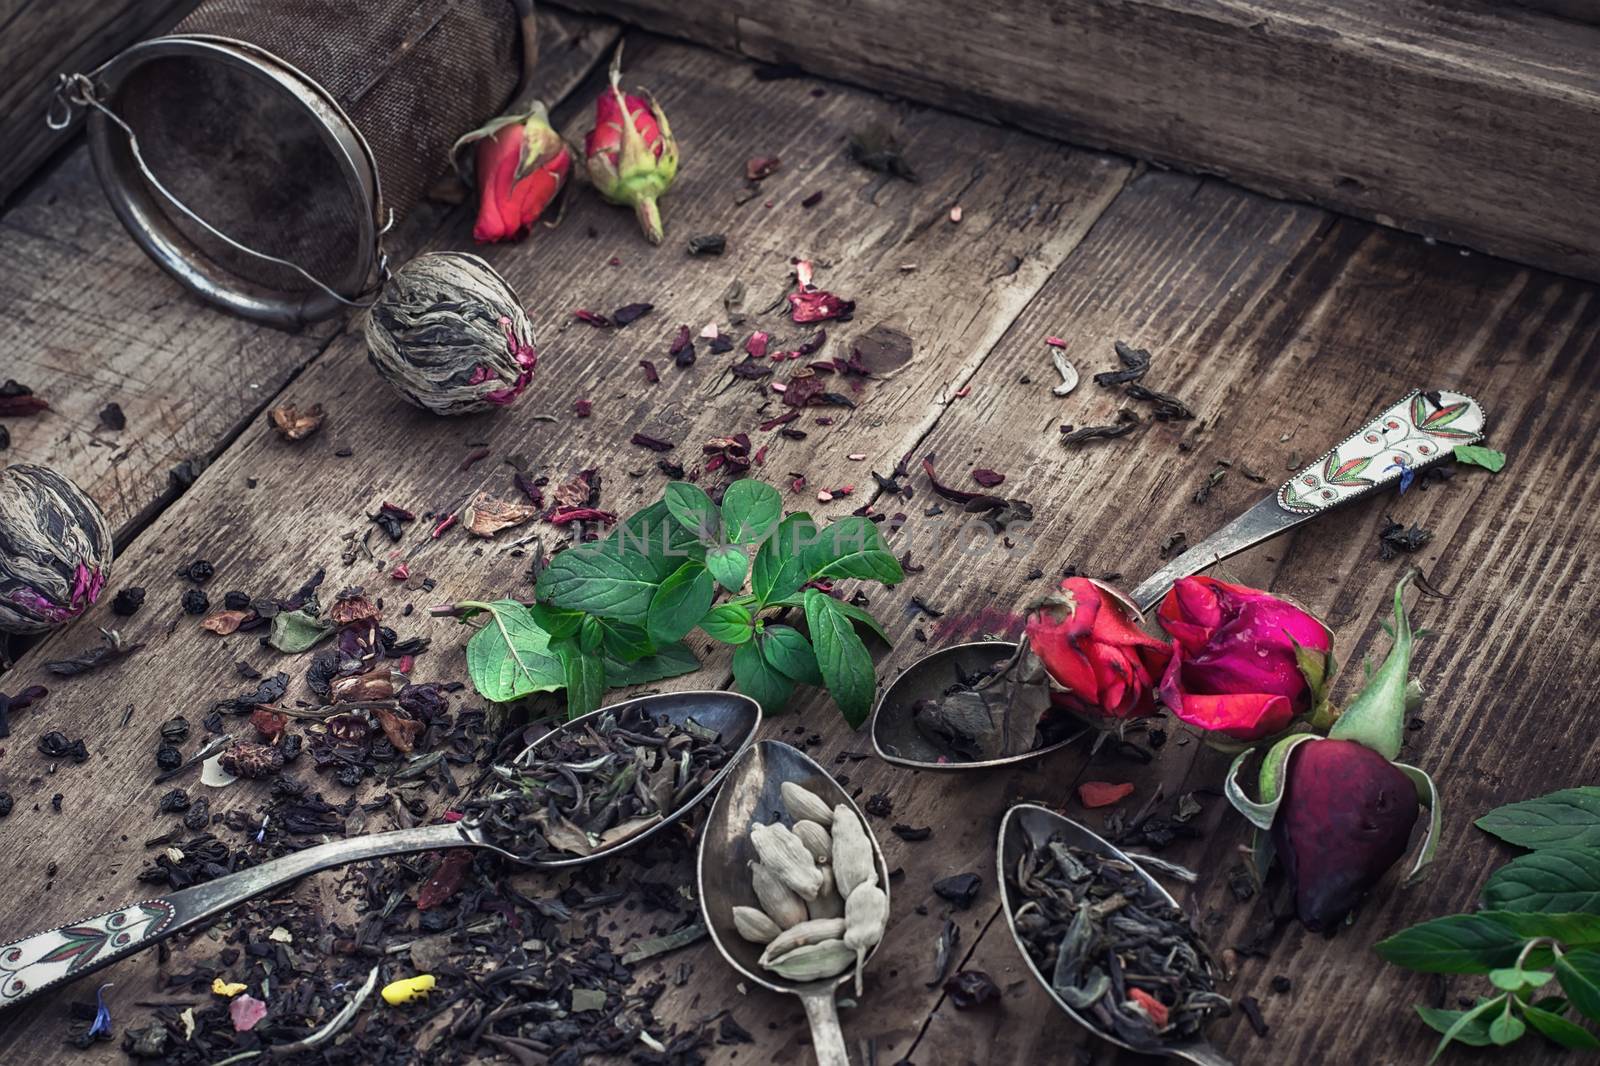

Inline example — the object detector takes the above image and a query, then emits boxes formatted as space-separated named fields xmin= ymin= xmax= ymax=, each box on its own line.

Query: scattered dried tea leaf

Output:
xmin=1093 ymin=341 xmax=1152 ymax=387
xmin=463 ymin=494 xmax=538 ymax=538
xmin=612 ymin=302 xmax=653 ymax=326
xmin=687 ymin=234 xmax=726 ymax=256
xmin=1125 ymin=383 xmax=1195 ymax=421
xmin=1060 ymin=409 xmax=1141 ymax=447
xmin=269 ymin=403 xmax=325 ymax=441
xmin=944 ymin=969 xmax=1000 ymax=1008
xmin=0 ymin=380 xmax=49 ymax=416
xmin=847 ymin=125 xmax=917 ymax=181
xmin=1378 ymin=517 xmax=1432 ymax=560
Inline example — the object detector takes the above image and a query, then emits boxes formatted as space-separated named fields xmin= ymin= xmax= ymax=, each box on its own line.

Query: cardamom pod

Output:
xmin=781 ymin=781 xmax=835 ymax=825
xmin=807 ymin=864 xmax=844 ymax=920
xmin=750 ymin=822 xmax=825 ymax=900
xmin=843 ymin=882 xmax=889 ymax=996
xmin=792 ymin=819 xmax=832 ymax=864
xmin=750 ymin=861 xmax=808 ymax=929
xmin=831 ymin=804 xmax=877 ymax=901
xmin=759 ymin=917 xmax=847 ymax=966
xmin=732 ymin=905 xmax=782 ymax=944
xmin=759 ymin=938 xmax=854 ymax=982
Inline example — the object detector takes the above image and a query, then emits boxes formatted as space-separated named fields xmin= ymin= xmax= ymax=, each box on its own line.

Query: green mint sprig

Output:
xmin=450 ymin=478 xmax=903 ymax=725
xmin=1375 ymin=787 xmax=1600 ymax=1060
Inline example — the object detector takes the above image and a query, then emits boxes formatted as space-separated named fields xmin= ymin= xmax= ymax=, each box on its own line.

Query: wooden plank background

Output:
xmin=555 ymin=0 xmax=1600 ymax=286
xmin=1 ymin=16 xmax=1598 ymax=1066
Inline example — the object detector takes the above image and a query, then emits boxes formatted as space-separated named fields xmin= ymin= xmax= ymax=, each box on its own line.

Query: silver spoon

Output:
xmin=871 ymin=387 xmax=1486 ymax=769
xmin=0 ymin=689 xmax=760 ymax=1010
xmin=697 ymin=740 xmax=890 ymax=1066
xmin=998 ymin=803 xmax=1233 ymax=1066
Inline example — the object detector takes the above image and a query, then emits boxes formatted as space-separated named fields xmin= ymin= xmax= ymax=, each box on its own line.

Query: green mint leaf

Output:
xmin=752 ymin=512 xmax=817 ymax=605
xmin=1481 ymin=912 xmax=1600 ymax=954
xmin=1477 ymin=788 xmax=1600 ymax=850
xmin=1488 ymin=1009 xmax=1526 ymax=1046
xmin=1375 ymin=914 xmax=1531 ymax=973
xmin=609 ymin=499 xmax=705 ymax=579
xmin=1490 ymin=967 xmax=1554 ymax=992
xmin=1556 ymin=950 xmax=1600 ymax=1021
xmin=579 ymin=615 xmax=603 ymax=654
xmin=732 ymin=639 xmax=794 ymax=714
xmin=759 ymin=624 xmax=823 ymax=685
xmin=267 ymin=608 xmax=335 ymax=654
xmin=1454 ymin=445 xmax=1507 ymax=472
xmin=664 ymin=481 xmax=720 ymax=542
xmin=465 ymin=601 xmax=565 ymax=702
xmin=701 ymin=603 xmax=755 ymax=645
xmin=1482 ymin=849 xmax=1600 ymax=914
xmin=529 ymin=604 xmax=585 ymax=640
xmin=555 ymin=641 xmax=605 ymax=719
xmin=604 ymin=640 xmax=700 ymax=685
xmin=647 ymin=562 xmax=715 ymax=646
xmin=537 ymin=547 xmax=660 ymax=624
xmin=775 ymin=592 xmax=892 ymax=645
xmin=802 ymin=516 xmax=904 ymax=583
xmin=597 ymin=619 xmax=655 ymax=663
xmin=804 ymin=589 xmax=876 ymax=728
xmin=1416 ymin=1001 xmax=1497 ymax=1049
xmin=1519 ymin=1003 xmax=1600 ymax=1050
xmin=721 ymin=479 xmax=783 ymax=544
xmin=706 ymin=544 xmax=750 ymax=593
xmin=1428 ymin=996 xmax=1507 ymax=1063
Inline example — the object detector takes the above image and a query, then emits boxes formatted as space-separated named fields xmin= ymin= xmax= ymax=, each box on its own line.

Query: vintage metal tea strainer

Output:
xmin=51 ymin=0 xmax=538 ymax=327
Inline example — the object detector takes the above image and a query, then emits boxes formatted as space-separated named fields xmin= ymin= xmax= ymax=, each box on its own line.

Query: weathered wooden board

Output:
xmin=554 ymin=0 xmax=1600 ymax=285
xmin=0 ymin=36 xmax=1134 ymax=1063
xmin=0 ymin=0 xmax=198 ymax=206
xmin=0 ymin=7 xmax=618 ymax=542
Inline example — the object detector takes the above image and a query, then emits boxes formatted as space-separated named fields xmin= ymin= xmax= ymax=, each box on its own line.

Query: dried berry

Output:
xmin=219 ymin=742 xmax=285 ymax=779
xmin=222 ymin=590 xmax=252 ymax=610
xmin=181 ymin=588 xmax=209 ymax=615
xmin=183 ymin=798 xmax=210 ymax=831
xmin=0 ymin=464 xmax=113 ymax=634
xmin=157 ymin=788 xmax=191 ymax=813
xmin=155 ymin=744 xmax=183 ymax=771
xmin=159 ymin=716 xmax=191 ymax=743
xmin=281 ymin=734 xmax=304 ymax=762
xmin=178 ymin=559 xmax=214 ymax=583
xmin=111 ymin=587 xmax=146 ymax=616
xmin=363 ymin=252 xmax=538 ymax=416
xmin=0 ymin=792 xmax=12 ymax=817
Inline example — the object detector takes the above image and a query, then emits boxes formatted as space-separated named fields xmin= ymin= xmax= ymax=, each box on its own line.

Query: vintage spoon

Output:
xmin=870 ymin=387 xmax=1485 ymax=768
xmin=998 ymin=803 xmax=1234 ymax=1066
xmin=0 ymin=689 xmax=760 ymax=1010
xmin=697 ymin=740 xmax=891 ymax=1066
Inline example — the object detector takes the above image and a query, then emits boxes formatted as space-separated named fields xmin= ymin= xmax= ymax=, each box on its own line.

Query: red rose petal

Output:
xmin=1077 ymin=781 xmax=1135 ymax=808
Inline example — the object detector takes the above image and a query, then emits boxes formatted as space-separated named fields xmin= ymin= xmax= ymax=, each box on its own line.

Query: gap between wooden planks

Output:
xmin=0 ymin=7 xmax=620 ymax=545
xmin=0 ymin=31 xmax=1137 ymax=1065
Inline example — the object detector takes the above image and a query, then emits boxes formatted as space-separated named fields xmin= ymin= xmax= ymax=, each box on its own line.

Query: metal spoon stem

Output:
xmin=800 ymin=991 xmax=851 ymax=1066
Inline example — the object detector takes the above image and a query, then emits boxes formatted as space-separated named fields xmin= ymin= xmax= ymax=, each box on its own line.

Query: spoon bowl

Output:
xmin=698 ymin=740 xmax=890 ymax=1065
xmin=871 ymin=640 xmax=1094 ymax=771
xmin=494 ymin=688 xmax=763 ymax=868
xmin=997 ymin=803 xmax=1233 ymax=1066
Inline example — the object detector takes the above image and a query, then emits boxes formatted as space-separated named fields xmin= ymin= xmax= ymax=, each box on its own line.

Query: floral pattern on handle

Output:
xmin=1278 ymin=389 xmax=1485 ymax=514
xmin=0 ymin=900 xmax=174 ymax=1003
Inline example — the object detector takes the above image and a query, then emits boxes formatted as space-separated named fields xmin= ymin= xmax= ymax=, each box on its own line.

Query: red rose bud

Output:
xmin=1157 ymin=575 xmax=1332 ymax=742
xmin=455 ymin=102 xmax=573 ymax=243
xmin=1024 ymin=577 xmax=1171 ymax=722
xmin=584 ymin=44 xmax=678 ymax=243
xmin=1226 ymin=573 xmax=1438 ymax=932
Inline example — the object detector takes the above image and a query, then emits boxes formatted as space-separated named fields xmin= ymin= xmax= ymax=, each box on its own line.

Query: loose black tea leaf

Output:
xmin=459 ymin=706 xmax=735 ymax=861
xmin=612 ymin=302 xmax=653 ymax=326
xmin=1007 ymin=833 xmax=1228 ymax=1049
xmin=687 ymin=234 xmax=726 ymax=256
xmin=1093 ymin=341 xmax=1153 ymax=387
xmin=944 ymin=970 xmax=1001 ymax=1008
xmin=933 ymin=872 xmax=982 ymax=909
xmin=1060 ymin=409 xmax=1142 ymax=447
xmin=848 ymin=125 xmax=918 ymax=182
xmin=1125 ymin=383 xmax=1195 ymax=421
xmin=45 ymin=629 xmax=145 ymax=676
xmin=910 ymin=643 xmax=1070 ymax=762
xmin=1378 ymin=517 xmax=1432 ymax=560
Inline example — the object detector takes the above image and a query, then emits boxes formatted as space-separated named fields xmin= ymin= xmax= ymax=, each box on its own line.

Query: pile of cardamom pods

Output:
xmin=732 ymin=782 xmax=889 ymax=993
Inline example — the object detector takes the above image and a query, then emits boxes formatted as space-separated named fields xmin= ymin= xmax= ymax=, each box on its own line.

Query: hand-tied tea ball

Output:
xmin=362 ymin=251 xmax=539 ymax=416
xmin=0 ymin=464 xmax=113 ymax=634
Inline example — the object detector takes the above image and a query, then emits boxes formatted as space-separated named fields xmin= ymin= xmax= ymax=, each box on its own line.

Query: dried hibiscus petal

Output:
xmin=417 ymin=849 xmax=474 ymax=910
xmin=787 ymin=289 xmax=854 ymax=324
xmin=463 ymin=494 xmax=538 ymax=537
xmin=630 ymin=432 xmax=676 ymax=452
xmin=574 ymin=309 xmax=610 ymax=327
xmin=972 ymin=468 xmax=1005 ymax=488
xmin=612 ymin=302 xmax=653 ymax=326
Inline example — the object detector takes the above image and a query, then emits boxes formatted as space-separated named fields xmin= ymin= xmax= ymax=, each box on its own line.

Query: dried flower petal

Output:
xmin=463 ymin=494 xmax=538 ymax=537
xmin=788 ymin=289 xmax=854 ymax=324
xmin=201 ymin=610 xmax=251 ymax=635
xmin=229 ymin=994 xmax=268 ymax=1032
xmin=746 ymin=155 xmax=780 ymax=181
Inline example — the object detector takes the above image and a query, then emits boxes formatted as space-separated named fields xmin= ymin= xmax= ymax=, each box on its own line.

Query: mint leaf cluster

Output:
xmin=1375 ymin=787 xmax=1600 ymax=1060
xmin=454 ymin=478 xmax=903 ymax=725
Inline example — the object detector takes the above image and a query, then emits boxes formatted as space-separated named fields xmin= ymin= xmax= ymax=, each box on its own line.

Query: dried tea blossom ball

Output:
xmin=363 ymin=251 xmax=538 ymax=416
xmin=0 ymin=464 xmax=112 ymax=634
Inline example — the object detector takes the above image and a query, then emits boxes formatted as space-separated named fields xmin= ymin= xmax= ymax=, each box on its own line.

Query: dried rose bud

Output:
xmin=363 ymin=252 xmax=538 ymax=416
xmin=453 ymin=102 xmax=573 ymax=243
xmin=219 ymin=742 xmax=285 ymax=779
xmin=269 ymin=402 xmax=324 ymax=441
xmin=0 ymin=464 xmax=113 ymax=634
xmin=584 ymin=44 xmax=679 ymax=244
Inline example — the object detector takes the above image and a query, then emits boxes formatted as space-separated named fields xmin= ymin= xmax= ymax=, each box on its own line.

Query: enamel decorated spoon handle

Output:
xmin=0 ymin=823 xmax=468 ymax=1010
xmin=1128 ymin=389 xmax=1486 ymax=611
